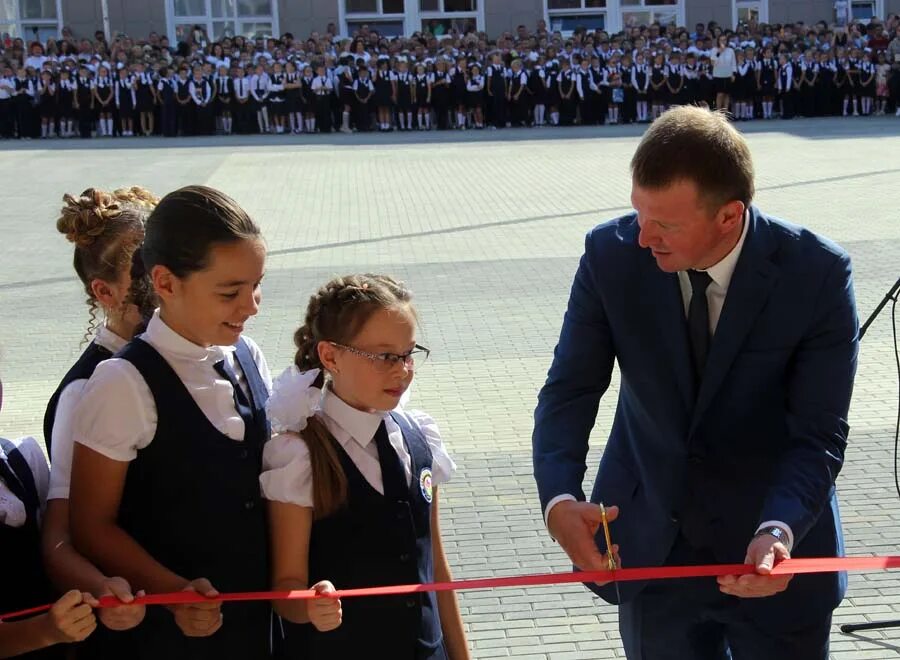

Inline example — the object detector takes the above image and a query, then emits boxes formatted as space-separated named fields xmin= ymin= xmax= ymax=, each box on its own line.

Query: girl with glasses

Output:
xmin=262 ymin=273 xmax=470 ymax=660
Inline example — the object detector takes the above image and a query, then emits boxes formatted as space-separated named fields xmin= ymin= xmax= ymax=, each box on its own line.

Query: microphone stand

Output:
xmin=840 ymin=275 xmax=900 ymax=634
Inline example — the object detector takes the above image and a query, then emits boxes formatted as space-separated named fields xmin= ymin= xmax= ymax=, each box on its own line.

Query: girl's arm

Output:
xmin=432 ymin=487 xmax=470 ymax=660
xmin=0 ymin=590 xmax=97 ymax=657
xmin=70 ymin=444 xmax=222 ymax=638
xmin=42 ymin=500 xmax=146 ymax=632
xmin=268 ymin=500 xmax=341 ymax=630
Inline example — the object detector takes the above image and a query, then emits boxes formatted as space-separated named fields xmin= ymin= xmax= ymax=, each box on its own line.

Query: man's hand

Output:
xmin=717 ymin=533 xmax=793 ymax=598
xmin=547 ymin=501 xmax=620 ymax=583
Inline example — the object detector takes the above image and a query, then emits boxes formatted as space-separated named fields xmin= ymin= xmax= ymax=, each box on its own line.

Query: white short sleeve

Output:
xmin=406 ymin=410 xmax=456 ymax=487
xmin=47 ymin=379 xmax=88 ymax=500
xmin=260 ymin=432 xmax=313 ymax=507
xmin=73 ymin=358 xmax=157 ymax=462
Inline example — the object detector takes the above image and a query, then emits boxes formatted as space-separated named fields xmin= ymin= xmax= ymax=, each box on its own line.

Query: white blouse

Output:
xmin=0 ymin=437 xmax=49 ymax=527
xmin=261 ymin=386 xmax=455 ymax=508
xmin=73 ymin=310 xmax=271 ymax=462
xmin=47 ymin=325 xmax=128 ymax=500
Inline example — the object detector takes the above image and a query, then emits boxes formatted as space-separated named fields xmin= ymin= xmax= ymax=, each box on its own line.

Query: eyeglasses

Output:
xmin=329 ymin=342 xmax=430 ymax=372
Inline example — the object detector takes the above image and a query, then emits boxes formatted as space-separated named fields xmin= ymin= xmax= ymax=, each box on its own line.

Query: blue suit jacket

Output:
xmin=533 ymin=207 xmax=858 ymax=628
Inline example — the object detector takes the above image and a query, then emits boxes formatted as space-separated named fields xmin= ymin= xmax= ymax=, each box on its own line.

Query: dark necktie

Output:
xmin=373 ymin=420 xmax=407 ymax=501
xmin=687 ymin=270 xmax=713 ymax=383
xmin=213 ymin=358 xmax=254 ymax=437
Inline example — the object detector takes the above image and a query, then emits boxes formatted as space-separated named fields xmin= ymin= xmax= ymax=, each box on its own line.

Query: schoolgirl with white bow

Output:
xmin=262 ymin=273 xmax=470 ymax=660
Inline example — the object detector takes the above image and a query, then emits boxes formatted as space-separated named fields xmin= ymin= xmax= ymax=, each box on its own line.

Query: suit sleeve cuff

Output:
xmin=756 ymin=520 xmax=794 ymax=553
xmin=544 ymin=494 xmax=578 ymax=534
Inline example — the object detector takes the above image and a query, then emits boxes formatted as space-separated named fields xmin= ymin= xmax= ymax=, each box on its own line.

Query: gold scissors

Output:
xmin=599 ymin=502 xmax=622 ymax=601
xmin=599 ymin=502 xmax=617 ymax=571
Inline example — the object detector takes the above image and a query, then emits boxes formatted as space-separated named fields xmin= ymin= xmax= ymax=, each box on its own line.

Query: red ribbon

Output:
xmin=4 ymin=555 xmax=899 ymax=622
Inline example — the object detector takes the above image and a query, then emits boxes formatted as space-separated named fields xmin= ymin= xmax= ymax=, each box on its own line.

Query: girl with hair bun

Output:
xmin=43 ymin=186 xmax=158 ymax=656
xmin=68 ymin=185 xmax=274 ymax=660
xmin=262 ymin=273 xmax=470 ymax=660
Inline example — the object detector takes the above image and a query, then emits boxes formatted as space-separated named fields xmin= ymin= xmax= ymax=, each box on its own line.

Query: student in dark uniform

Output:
xmin=45 ymin=186 xmax=156 ymax=660
xmin=214 ymin=65 xmax=233 ymax=135
xmin=632 ymin=53 xmax=650 ymax=122
xmin=465 ymin=63 xmax=485 ymax=128
xmin=38 ymin=70 xmax=57 ymax=138
xmin=74 ymin=65 xmax=94 ymax=138
xmin=300 ymin=65 xmax=316 ymax=133
xmin=620 ymin=54 xmax=636 ymax=124
xmin=174 ymin=67 xmax=193 ymax=136
xmin=234 ymin=66 xmax=252 ymax=135
xmin=93 ymin=66 xmax=115 ymax=138
xmin=69 ymin=185 xmax=275 ymax=660
xmin=0 ymin=426 xmax=97 ymax=659
xmin=777 ymin=53 xmax=795 ymax=119
xmin=114 ymin=68 xmax=136 ymax=136
xmin=545 ymin=62 xmax=561 ymax=126
xmin=283 ymin=62 xmax=301 ymax=134
xmin=591 ymin=55 xmax=608 ymax=126
xmin=575 ymin=56 xmax=596 ymax=125
xmin=757 ymin=48 xmax=778 ymax=119
xmin=731 ymin=51 xmax=751 ymax=120
xmin=486 ymin=52 xmax=507 ymax=129
xmin=190 ymin=67 xmax=214 ymax=136
xmin=268 ymin=63 xmax=287 ymax=135
xmin=858 ymin=55 xmax=875 ymax=116
xmin=698 ymin=54 xmax=716 ymax=109
xmin=430 ymin=59 xmax=451 ymax=130
xmin=507 ymin=58 xmax=528 ymax=127
xmin=527 ymin=61 xmax=546 ymax=127
xmin=373 ymin=57 xmax=395 ymax=131
xmin=413 ymin=62 xmax=430 ymax=130
xmin=665 ymin=53 xmax=685 ymax=109
xmin=353 ymin=65 xmax=374 ymax=132
xmin=263 ymin=273 xmax=469 ymax=660
xmin=57 ymin=69 xmax=76 ymax=137
xmin=649 ymin=53 xmax=668 ymax=119
xmin=134 ymin=63 xmax=155 ymax=136
xmin=842 ymin=54 xmax=858 ymax=116
xmin=800 ymin=54 xmax=818 ymax=118
xmin=395 ymin=59 xmax=413 ymax=131
xmin=337 ymin=59 xmax=356 ymax=134
xmin=451 ymin=57 xmax=468 ymax=129
xmin=557 ymin=58 xmax=576 ymax=126
xmin=156 ymin=67 xmax=177 ymax=137
xmin=312 ymin=63 xmax=333 ymax=133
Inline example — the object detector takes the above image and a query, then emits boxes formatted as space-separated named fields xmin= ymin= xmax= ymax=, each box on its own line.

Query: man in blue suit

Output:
xmin=532 ymin=106 xmax=858 ymax=659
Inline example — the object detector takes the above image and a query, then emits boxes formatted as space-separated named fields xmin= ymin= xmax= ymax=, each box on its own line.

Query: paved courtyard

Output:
xmin=1 ymin=118 xmax=899 ymax=659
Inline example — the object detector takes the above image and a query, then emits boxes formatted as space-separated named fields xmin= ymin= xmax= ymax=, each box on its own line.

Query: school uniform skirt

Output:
xmin=713 ymin=76 xmax=732 ymax=94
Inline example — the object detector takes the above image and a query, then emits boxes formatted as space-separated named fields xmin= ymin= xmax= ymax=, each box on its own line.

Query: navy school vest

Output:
xmin=116 ymin=337 xmax=272 ymax=660
xmin=0 ymin=438 xmax=62 ymax=659
xmin=286 ymin=411 xmax=447 ymax=660
xmin=43 ymin=341 xmax=113 ymax=455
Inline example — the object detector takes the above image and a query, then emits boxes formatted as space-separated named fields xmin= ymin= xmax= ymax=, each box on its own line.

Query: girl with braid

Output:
xmin=262 ymin=274 xmax=470 ymax=660
xmin=43 ymin=187 xmax=157 ymax=657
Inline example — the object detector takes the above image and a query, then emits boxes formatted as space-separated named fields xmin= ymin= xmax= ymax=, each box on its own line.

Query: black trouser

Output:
xmin=0 ymin=98 xmax=13 ymax=137
xmin=890 ymin=70 xmax=900 ymax=112
xmin=161 ymin=102 xmax=177 ymax=136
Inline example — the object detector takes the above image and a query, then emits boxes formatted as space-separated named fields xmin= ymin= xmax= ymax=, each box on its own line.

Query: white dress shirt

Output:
xmin=546 ymin=215 xmax=794 ymax=551
xmin=0 ymin=437 xmax=49 ymax=527
xmin=47 ymin=325 xmax=128 ymax=501
xmin=74 ymin=310 xmax=272 ymax=462
xmin=261 ymin=386 xmax=455 ymax=508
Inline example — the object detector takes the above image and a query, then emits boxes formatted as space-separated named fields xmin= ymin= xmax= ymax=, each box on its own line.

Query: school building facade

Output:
xmin=7 ymin=0 xmax=899 ymax=47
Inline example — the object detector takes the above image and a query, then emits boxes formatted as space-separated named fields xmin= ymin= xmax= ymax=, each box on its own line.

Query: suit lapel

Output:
xmin=689 ymin=209 xmax=780 ymax=435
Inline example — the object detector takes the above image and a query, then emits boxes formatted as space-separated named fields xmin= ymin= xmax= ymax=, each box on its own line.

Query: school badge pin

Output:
xmin=419 ymin=467 xmax=433 ymax=504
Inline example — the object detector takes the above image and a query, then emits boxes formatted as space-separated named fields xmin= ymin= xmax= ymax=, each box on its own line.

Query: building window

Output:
xmin=545 ymin=0 xmax=606 ymax=36
xmin=620 ymin=0 xmax=680 ymax=29
xmin=850 ymin=0 xmax=877 ymax=21
xmin=169 ymin=0 xmax=275 ymax=42
xmin=733 ymin=0 xmax=767 ymax=27
xmin=342 ymin=0 xmax=406 ymax=37
xmin=419 ymin=0 xmax=479 ymax=35
xmin=0 ymin=0 xmax=62 ymax=42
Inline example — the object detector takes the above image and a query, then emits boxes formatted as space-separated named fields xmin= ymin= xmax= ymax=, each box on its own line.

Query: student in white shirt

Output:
xmin=68 ymin=185 xmax=273 ymax=660
xmin=42 ymin=187 xmax=158 ymax=654
xmin=262 ymin=273 xmax=469 ymax=660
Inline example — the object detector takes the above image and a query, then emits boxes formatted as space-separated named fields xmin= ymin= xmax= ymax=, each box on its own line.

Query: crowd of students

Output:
xmin=1 ymin=184 xmax=470 ymax=659
xmin=1 ymin=13 xmax=899 ymax=139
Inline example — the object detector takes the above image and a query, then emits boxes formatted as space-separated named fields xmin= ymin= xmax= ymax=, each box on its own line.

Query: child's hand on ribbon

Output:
xmin=169 ymin=578 xmax=222 ymax=638
xmin=42 ymin=589 xmax=98 ymax=644
xmin=96 ymin=576 xmax=146 ymax=631
xmin=308 ymin=581 xmax=342 ymax=632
